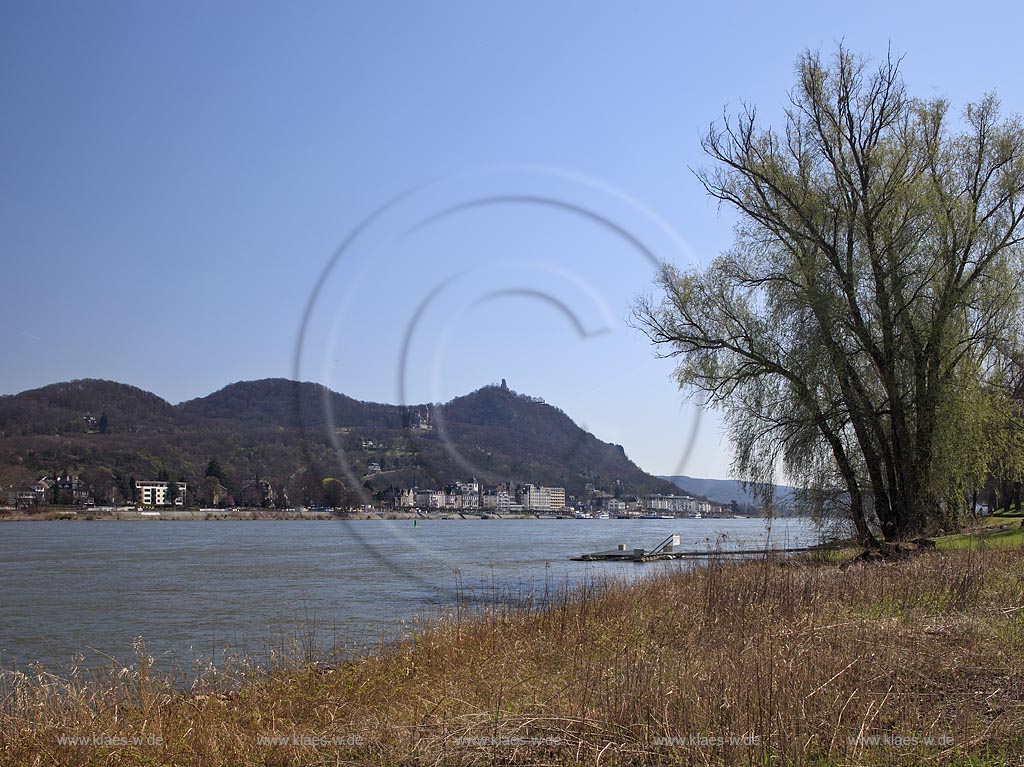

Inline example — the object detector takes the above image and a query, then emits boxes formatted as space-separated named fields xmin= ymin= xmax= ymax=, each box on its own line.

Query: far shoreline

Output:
xmin=0 ymin=507 xmax=770 ymax=522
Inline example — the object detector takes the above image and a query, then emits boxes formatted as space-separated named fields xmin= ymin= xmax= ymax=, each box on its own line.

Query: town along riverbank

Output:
xmin=0 ymin=507 xmax=551 ymax=521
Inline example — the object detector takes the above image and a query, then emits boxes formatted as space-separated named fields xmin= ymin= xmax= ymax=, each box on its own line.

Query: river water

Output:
xmin=0 ymin=517 xmax=822 ymax=672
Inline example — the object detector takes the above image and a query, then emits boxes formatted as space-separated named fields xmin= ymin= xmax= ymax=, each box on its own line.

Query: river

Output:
xmin=0 ymin=517 xmax=822 ymax=673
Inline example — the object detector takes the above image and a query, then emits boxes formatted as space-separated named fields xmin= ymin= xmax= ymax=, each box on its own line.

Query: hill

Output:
xmin=434 ymin=385 xmax=676 ymax=494
xmin=0 ymin=380 xmax=177 ymax=436
xmin=660 ymin=474 xmax=800 ymax=511
xmin=0 ymin=378 xmax=678 ymax=506
xmin=178 ymin=378 xmax=404 ymax=430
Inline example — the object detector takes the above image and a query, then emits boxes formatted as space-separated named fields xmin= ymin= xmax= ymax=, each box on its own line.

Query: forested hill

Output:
xmin=0 ymin=378 xmax=678 ymax=504
xmin=177 ymin=378 xmax=406 ymax=430
xmin=0 ymin=380 xmax=177 ymax=435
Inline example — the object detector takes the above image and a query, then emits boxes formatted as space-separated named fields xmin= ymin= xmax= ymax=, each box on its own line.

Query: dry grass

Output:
xmin=3 ymin=547 xmax=1024 ymax=766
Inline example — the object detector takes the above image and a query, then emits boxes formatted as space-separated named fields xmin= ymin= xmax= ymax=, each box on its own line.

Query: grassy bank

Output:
xmin=2 ymin=543 xmax=1023 ymax=766
xmin=937 ymin=510 xmax=1024 ymax=551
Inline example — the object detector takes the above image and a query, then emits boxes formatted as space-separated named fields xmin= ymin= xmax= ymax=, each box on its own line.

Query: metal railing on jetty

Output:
xmin=572 ymin=533 xmax=818 ymax=562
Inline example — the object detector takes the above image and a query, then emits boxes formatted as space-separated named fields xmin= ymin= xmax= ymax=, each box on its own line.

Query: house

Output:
xmin=238 ymin=479 xmax=275 ymax=507
xmin=3 ymin=486 xmax=44 ymax=509
xmin=405 ymin=407 xmax=434 ymax=431
xmin=2 ymin=478 xmax=55 ymax=508
xmin=53 ymin=475 xmax=93 ymax=505
xmin=33 ymin=477 xmax=55 ymax=497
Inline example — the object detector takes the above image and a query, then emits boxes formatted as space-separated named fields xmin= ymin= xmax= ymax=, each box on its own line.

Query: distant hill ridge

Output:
xmin=660 ymin=474 xmax=799 ymax=509
xmin=0 ymin=378 xmax=680 ymax=503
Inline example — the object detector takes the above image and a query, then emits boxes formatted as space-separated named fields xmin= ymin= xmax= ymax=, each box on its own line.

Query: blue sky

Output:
xmin=3 ymin=1 xmax=1022 ymax=480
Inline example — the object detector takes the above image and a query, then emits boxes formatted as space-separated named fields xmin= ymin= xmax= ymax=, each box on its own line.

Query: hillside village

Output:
xmin=1 ymin=472 xmax=734 ymax=518
xmin=0 ymin=378 xmax=715 ymax=516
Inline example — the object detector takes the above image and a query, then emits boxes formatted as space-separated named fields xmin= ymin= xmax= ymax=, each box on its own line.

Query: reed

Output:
xmin=2 ymin=546 xmax=1023 ymax=766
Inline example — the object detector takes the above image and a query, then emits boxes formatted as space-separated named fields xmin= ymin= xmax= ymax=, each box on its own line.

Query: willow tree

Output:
xmin=635 ymin=48 xmax=1024 ymax=545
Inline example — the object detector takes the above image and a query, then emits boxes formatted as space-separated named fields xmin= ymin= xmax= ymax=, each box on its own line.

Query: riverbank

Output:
xmin=0 ymin=506 xmax=763 ymax=522
xmin=2 ymin=526 xmax=1022 ymax=766
xmin=0 ymin=507 xmax=534 ymax=521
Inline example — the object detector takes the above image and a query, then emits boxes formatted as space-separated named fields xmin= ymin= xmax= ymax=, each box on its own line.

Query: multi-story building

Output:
xmin=415 ymin=489 xmax=446 ymax=509
xmin=135 ymin=480 xmax=187 ymax=507
xmin=479 ymin=487 xmax=512 ymax=512
xmin=3 ymin=486 xmax=44 ymax=508
xmin=441 ymin=481 xmax=480 ymax=510
xmin=519 ymin=484 xmax=566 ymax=512
xmin=406 ymin=407 xmax=434 ymax=431
xmin=54 ymin=475 xmax=93 ymax=505
xmin=645 ymin=494 xmax=700 ymax=514
xmin=442 ymin=491 xmax=477 ymax=510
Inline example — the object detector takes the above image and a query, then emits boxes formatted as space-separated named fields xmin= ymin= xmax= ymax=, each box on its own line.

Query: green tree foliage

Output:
xmin=200 ymin=475 xmax=222 ymax=506
xmin=635 ymin=47 xmax=1024 ymax=544
xmin=322 ymin=477 xmax=345 ymax=508
xmin=204 ymin=459 xmax=225 ymax=482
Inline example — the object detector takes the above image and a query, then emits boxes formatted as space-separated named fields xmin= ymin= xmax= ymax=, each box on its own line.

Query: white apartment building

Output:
xmin=519 ymin=484 xmax=566 ymax=512
xmin=136 ymin=480 xmax=187 ymax=507
xmin=645 ymin=494 xmax=697 ymax=514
